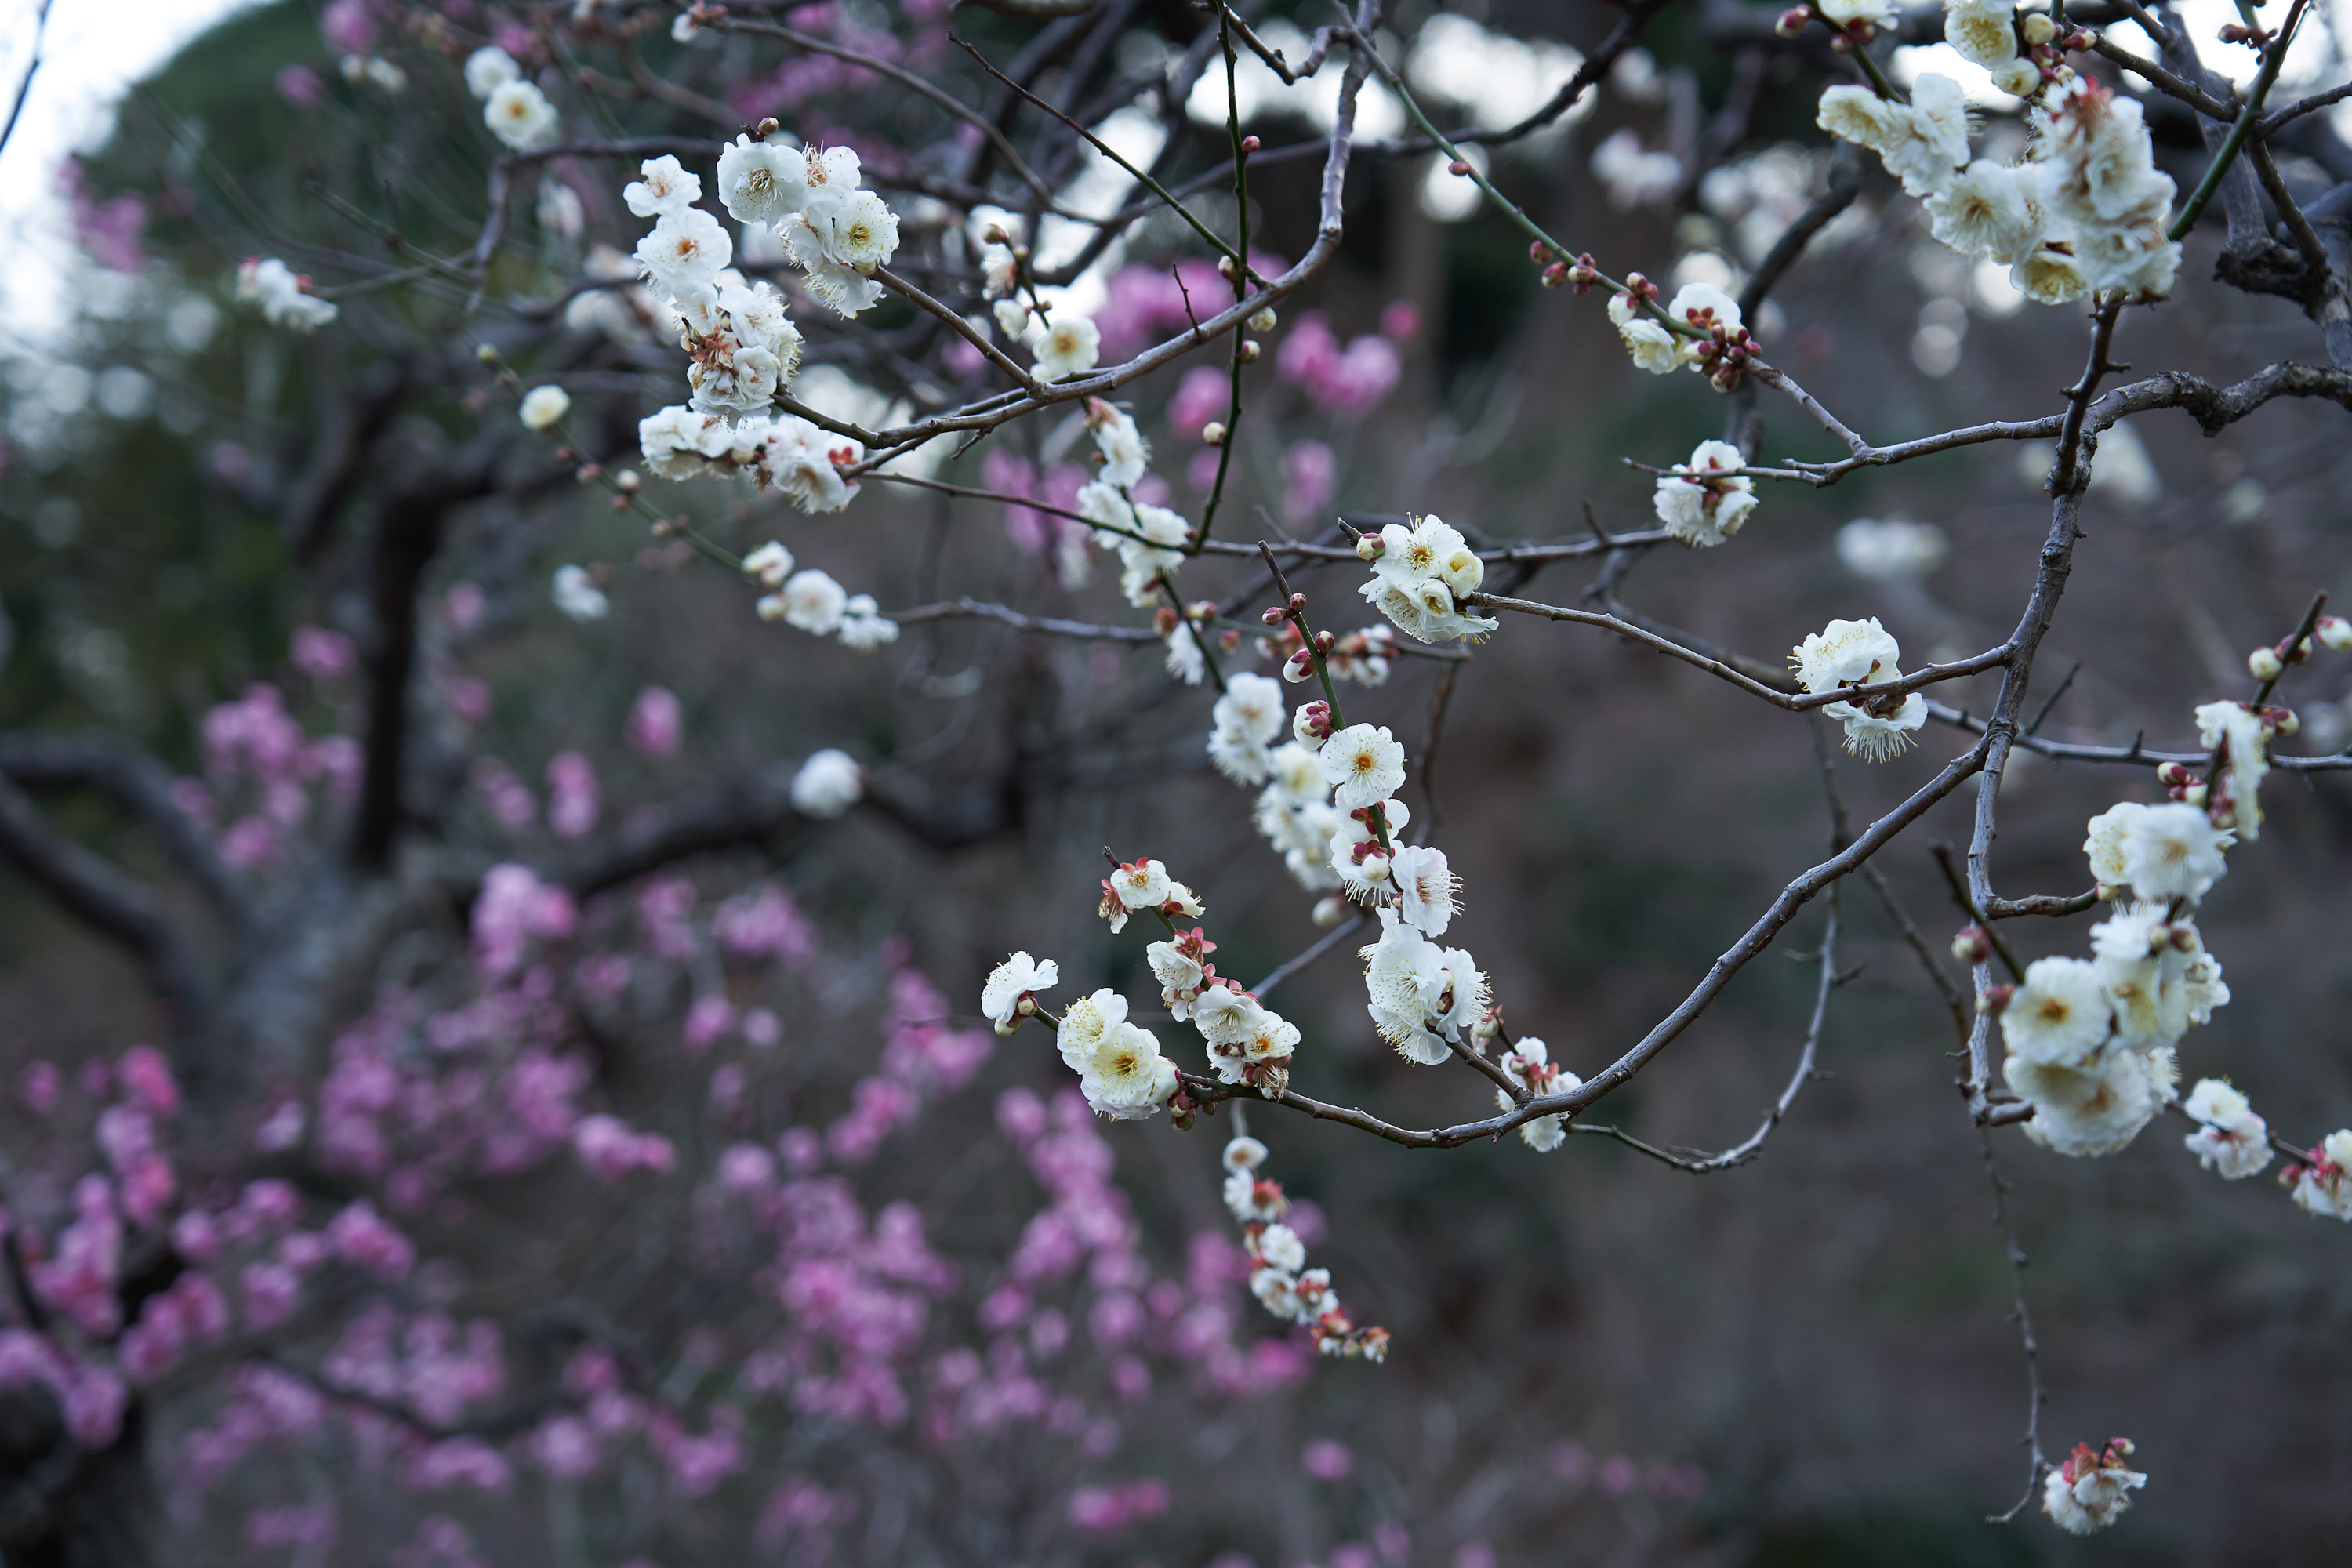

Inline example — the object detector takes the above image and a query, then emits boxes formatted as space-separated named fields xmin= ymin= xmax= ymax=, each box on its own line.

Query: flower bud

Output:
xmin=1261 ymin=605 xmax=1288 ymax=626
xmin=1541 ymin=261 xmax=1570 ymax=289
xmin=2156 ymin=761 xmax=2193 ymax=788
xmin=994 ymin=1018 xmax=1020 ymax=1037
xmin=1240 ymin=340 xmax=1261 ymax=363
xmin=1154 ymin=607 xmax=1179 ymax=636
xmin=2183 ymin=782 xmax=2209 ymax=806
xmin=1314 ymin=630 xmax=1335 ymax=654
xmin=1528 ymin=240 xmax=1552 ymax=263
xmin=1446 ymin=159 xmax=1472 ymax=177
xmin=615 ymin=469 xmax=641 ymax=494
xmin=2169 ymin=924 xmax=2200 ymax=953
xmin=1311 ymin=895 xmax=1348 ymax=928
xmin=1202 ymin=420 xmax=1228 ymax=446
xmin=1361 ymin=852 xmax=1391 ymax=884
xmin=2249 ymin=646 xmax=2284 ymax=681
xmin=1218 ymin=254 xmax=1240 ymax=281
xmin=1241 ymin=132 xmax=1262 ymax=153
xmin=611 ymin=494 xmax=631 ymax=511
xmin=1951 ymin=925 xmax=1992 ymax=966
xmin=2318 ymin=615 xmax=2352 ymax=652
xmin=2063 ymin=27 xmax=2096 ymax=50
xmin=1828 ymin=30 xmax=1855 ymax=51
xmin=1354 ymin=534 xmax=1385 ymax=561
xmin=1976 ymin=984 xmax=2014 ymax=1015
xmin=475 ymin=342 xmax=501 ymax=364
xmin=575 ymin=463 xmax=601 ymax=483
xmin=1220 ymin=629 xmax=1241 ymax=652
xmin=1288 ymin=593 xmax=1307 ymax=614
xmin=2021 ymin=11 xmax=2056 ymax=44
xmin=1774 ymin=5 xmax=1812 ymax=37
xmin=1248 ymin=307 xmax=1277 ymax=333
xmin=2270 ymin=706 xmax=2300 ymax=736
xmin=1283 ymin=650 xmax=1316 ymax=684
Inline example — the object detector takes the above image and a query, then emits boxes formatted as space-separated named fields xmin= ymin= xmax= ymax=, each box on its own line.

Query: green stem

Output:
xmin=2169 ymin=0 xmax=2307 ymax=243
xmin=1196 ymin=13 xmax=1252 ymax=552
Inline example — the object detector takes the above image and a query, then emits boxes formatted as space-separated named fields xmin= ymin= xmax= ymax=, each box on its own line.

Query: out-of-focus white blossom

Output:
xmin=789 ymin=749 xmax=862 ymax=818
xmin=551 ymin=564 xmax=608 ymax=622
xmin=2182 ymin=1078 xmax=2270 ymax=1180
xmin=484 ymin=79 xmax=560 ymax=151
xmin=1836 ymin=518 xmax=1947 ymax=580
xmin=1496 ymin=1037 xmax=1577 ymax=1151
xmin=1653 ymin=439 xmax=1756 ymax=547
xmin=2291 ymin=1131 xmax=2352 ymax=1218
xmin=1085 ymin=398 xmax=1149 ymax=488
xmin=2002 ymin=956 xmax=2113 ymax=1068
xmin=1606 ymin=290 xmax=1682 ymax=373
xmin=464 ymin=45 xmax=520 ymax=100
xmin=2194 ymin=702 xmax=2274 ymax=841
xmin=2009 ymin=1046 xmax=2162 ymax=1156
xmin=2042 ymin=1439 xmax=2146 ymax=1534
xmin=2115 ymin=800 xmax=2233 ymax=902
xmin=236 ymin=258 xmax=339 ymax=332
xmin=837 ymin=594 xmax=900 ymax=651
xmin=519 ymin=385 xmax=571 ymax=430
xmin=1208 ymin=672 xmax=1287 ymax=783
xmin=1944 ymin=0 xmax=2020 ymax=69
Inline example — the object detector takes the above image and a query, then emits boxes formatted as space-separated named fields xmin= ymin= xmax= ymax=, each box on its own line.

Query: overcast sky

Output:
xmin=0 ymin=0 xmax=259 ymax=332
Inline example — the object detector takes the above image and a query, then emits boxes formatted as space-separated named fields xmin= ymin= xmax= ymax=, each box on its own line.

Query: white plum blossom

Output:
xmin=715 ymin=135 xmax=807 ymax=226
xmin=2001 ymin=956 xmax=2113 ymax=1068
xmin=1222 ymin=1135 xmax=1267 ymax=1173
xmin=1791 ymin=617 xmax=1901 ymax=693
xmin=1390 ymin=844 xmax=1459 ymax=937
xmin=1321 ymin=724 xmax=1406 ymax=811
xmin=1085 ymin=399 xmax=1150 ymax=488
xmin=1077 ymin=1022 xmax=1179 ymax=1120
xmin=785 ymin=189 xmax=901 ymax=316
xmin=2033 ymin=79 xmax=2180 ymax=297
xmin=1817 ymin=76 xmax=1969 ymax=198
xmin=551 ymin=565 xmax=608 ymax=622
xmin=623 ymin=155 xmax=701 ymax=219
xmin=1653 ymin=440 xmax=1756 ymax=547
xmin=1819 ymin=0 xmax=1896 ymax=25
xmin=742 ymin=541 xmax=794 ymax=587
xmin=2118 ymin=801 xmax=2233 ymax=903
xmin=771 ymin=570 xmax=847 ymax=636
xmin=836 ymin=595 xmax=900 ymax=652
xmin=2042 ymin=1440 xmax=2147 ymax=1535
xmin=1361 ymin=907 xmax=1450 ymax=1064
xmin=1109 ymin=858 xmax=1173 ymax=912
xmin=2009 ymin=1047 xmax=2163 ymax=1157
xmin=1029 ymin=313 xmax=1100 ymax=381
xmin=1606 ymin=290 xmax=1682 ymax=373
xmin=236 ymin=258 xmax=338 ymax=332
xmin=1836 ymin=518 xmax=1947 ymax=580
xmin=483 ymin=79 xmax=559 ymax=151
xmin=1146 ymin=935 xmax=1213 ymax=1022
xmin=2291 ymin=1131 xmax=2352 ymax=1219
xmin=789 ymin=750 xmax=862 ymax=818
xmin=1814 ymin=85 xmax=1906 ymax=152
xmin=2194 ymin=702 xmax=2274 ymax=840
xmin=1927 ymin=162 xmax=2042 ymax=262
xmin=463 ymin=45 xmax=519 ymax=100
xmin=1944 ymin=0 xmax=2020 ymax=70
xmin=764 ymin=417 xmax=862 ymax=514
xmin=636 ymin=209 xmax=732 ymax=296
xmin=1208 ymin=672 xmax=1287 ymax=784
xmin=1357 ymin=516 xmax=1495 ymax=644
xmin=1074 ymin=481 xmax=1189 ymax=606
xmin=1496 ymin=1038 xmax=1577 ymax=1152
xmin=519 ymin=385 xmax=571 ymax=431
xmin=2182 ymin=1079 xmax=2270 ymax=1180
xmin=982 ymin=952 xmax=1059 ymax=1033
xmin=1056 ymin=989 xmax=1128 ymax=1071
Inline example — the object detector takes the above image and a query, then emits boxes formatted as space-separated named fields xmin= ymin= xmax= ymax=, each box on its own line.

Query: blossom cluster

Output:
xmin=235 ymin=257 xmax=337 ymax=332
xmin=739 ymin=540 xmax=898 ymax=648
xmin=1790 ymin=616 xmax=1928 ymax=760
xmin=1355 ymin=515 xmax=1496 ymax=644
xmin=2042 ymin=1437 xmax=2147 ymax=1534
xmin=1817 ymin=5 xmax=2182 ymax=303
xmin=1221 ymin=1135 xmax=1388 ymax=1359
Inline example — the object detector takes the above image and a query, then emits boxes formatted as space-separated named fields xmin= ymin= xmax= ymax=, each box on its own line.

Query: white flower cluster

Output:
xmin=1207 ymin=672 xmax=1287 ymax=783
xmin=466 ymin=45 xmax=559 ymax=151
xmin=1095 ymin=855 xmax=1203 ymax=935
xmin=1818 ymin=15 xmax=2182 ymax=304
xmin=1653 ymin=439 xmax=1758 ymax=547
xmin=235 ymin=258 xmax=337 ymax=332
xmin=2042 ymin=1438 xmax=2146 ymax=1535
xmin=1356 ymin=516 xmax=1497 ymax=644
xmin=712 ymin=136 xmax=901 ymax=317
xmin=740 ymin=542 xmax=897 ymax=649
xmin=637 ymin=407 xmax=865 ymax=514
xmin=1790 ymin=616 xmax=1927 ymax=761
xmin=2192 ymin=700 xmax=2280 ymax=842
xmin=1065 ymin=399 xmax=1191 ymax=609
xmin=1495 ymin=1037 xmax=1579 ymax=1152
xmin=1053 ymin=988 xmax=1181 ymax=1120
xmin=1999 ymin=806 xmax=2235 ymax=1156
xmin=2180 ymin=1078 xmax=2270 ymax=1181
xmin=1221 ymin=1135 xmax=1388 ymax=1360
xmin=1152 ymin=929 xmax=1302 ymax=1098
xmin=2290 ymin=1130 xmax=2352 ymax=1220
xmin=1606 ymin=280 xmax=1748 ymax=383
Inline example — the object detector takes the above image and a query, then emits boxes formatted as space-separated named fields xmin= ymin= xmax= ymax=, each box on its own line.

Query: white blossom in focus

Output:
xmin=636 ymin=209 xmax=732 ymax=296
xmin=484 ymin=79 xmax=559 ymax=151
xmin=551 ymin=565 xmax=608 ymax=622
xmin=1029 ymin=313 xmax=1101 ymax=381
xmin=982 ymin=952 xmax=1059 ymax=1033
xmin=1321 ymin=724 xmax=1406 ymax=811
xmin=2001 ymin=956 xmax=2113 ymax=1067
xmin=2182 ymin=1078 xmax=2270 ymax=1180
xmin=624 ymin=155 xmax=702 ymax=219
xmin=762 ymin=417 xmax=864 ymax=515
xmin=1606 ymin=291 xmax=1682 ymax=373
xmin=1496 ymin=1037 xmax=1578 ymax=1152
xmin=789 ymin=749 xmax=862 ymax=818
xmin=1056 ymin=989 xmax=1128 ymax=1070
xmin=1927 ymin=161 xmax=2042 ymax=261
xmin=1391 ymin=844 xmax=1460 ymax=937
xmin=1361 ymin=907 xmax=1450 ymax=1064
xmin=716 ymin=135 xmax=808 ymax=226
xmin=1357 ymin=516 xmax=1496 ymax=644
xmin=1078 ymin=1022 xmax=1180 ymax=1120
xmin=1791 ymin=617 xmax=1901 ymax=695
